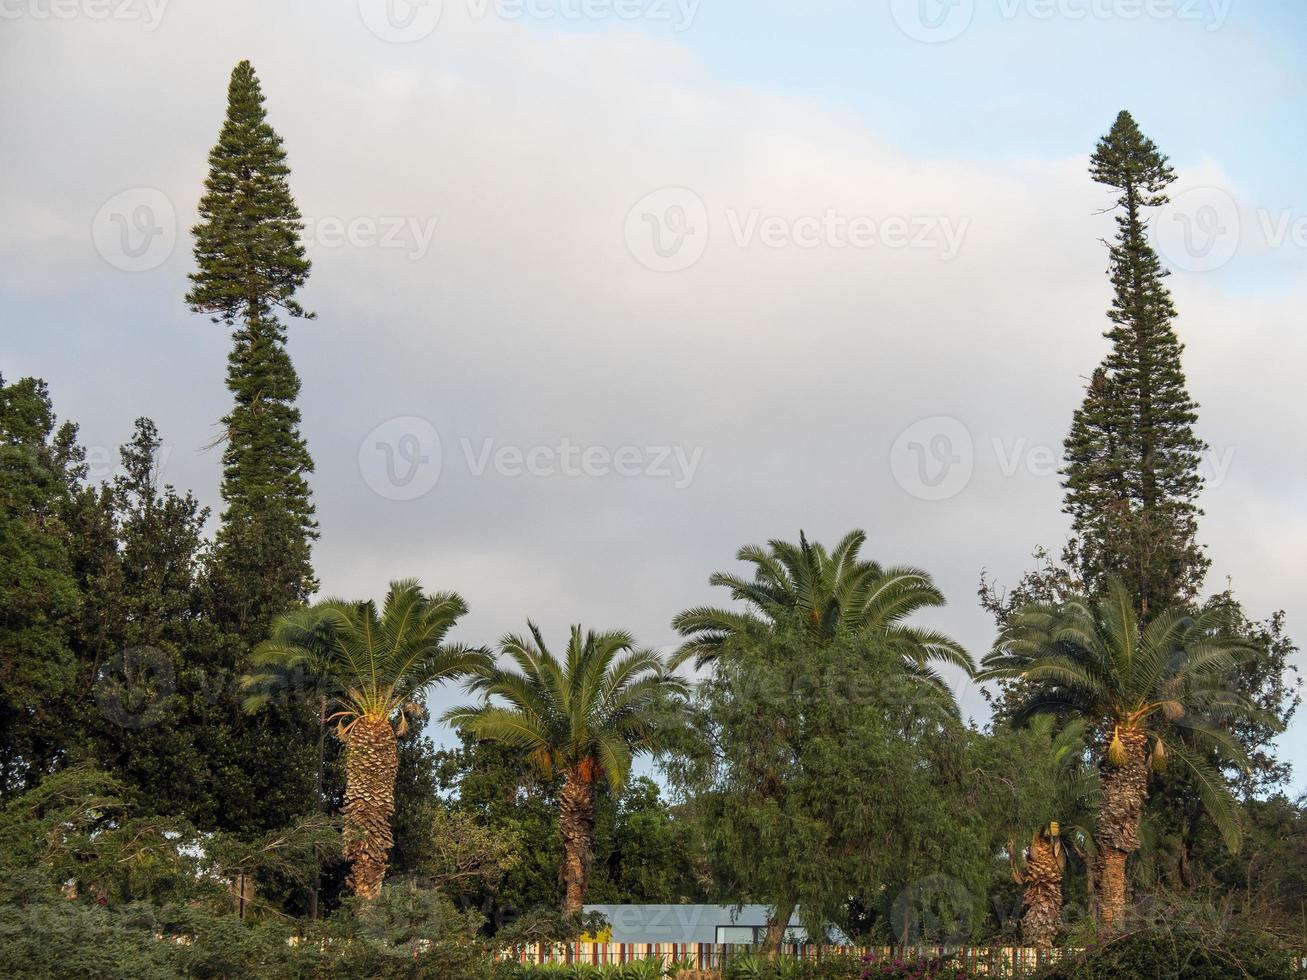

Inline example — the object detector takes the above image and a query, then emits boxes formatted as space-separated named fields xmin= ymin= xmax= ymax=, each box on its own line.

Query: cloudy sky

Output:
xmin=3 ymin=0 xmax=1305 ymax=785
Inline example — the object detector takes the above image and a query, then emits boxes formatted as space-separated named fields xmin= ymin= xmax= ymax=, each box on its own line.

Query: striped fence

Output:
xmin=494 ymin=943 xmax=1068 ymax=975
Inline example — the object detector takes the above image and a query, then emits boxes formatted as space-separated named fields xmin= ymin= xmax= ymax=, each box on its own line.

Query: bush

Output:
xmin=714 ymin=952 xmax=980 ymax=980
xmin=1033 ymin=929 xmax=1297 ymax=980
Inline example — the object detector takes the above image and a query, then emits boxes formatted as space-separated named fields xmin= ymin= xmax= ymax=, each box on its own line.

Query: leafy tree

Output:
xmin=986 ymin=716 xmax=1097 ymax=947
xmin=443 ymin=624 xmax=685 ymax=914
xmin=76 ymin=420 xmax=208 ymax=812
xmin=1061 ymin=111 xmax=1208 ymax=620
xmin=387 ymin=704 xmax=444 ymax=879
xmin=432 ymin=732 xmax=566 ymax=928
xmin=672 ymin=531 xmax=974 ymax=951
xmin=980 ymin=578 xmax=1260 ymax=934
xmin=186 ymin=59 xmax=317 ymax=642
xmin=589 ymin=776 xmax=709 ymax=905
xmin=984 ymin=114 xmax=1300 ymax=897
xmin=666 ymin=622 xmax=992 ymax=953
xmin=411 ymin=808 xmax=522 ymax=895
xmin=246 ymin=580 xmax=486 ymax=898
xmin=0 ymin=376 xmax=83 ymax=794
xmin=673 ymin=529 xmax=973 ymax=698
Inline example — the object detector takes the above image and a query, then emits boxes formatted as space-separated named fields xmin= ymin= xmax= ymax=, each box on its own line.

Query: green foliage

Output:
xmin=711 ymin=952 xmax=984 ymax=980
xmin=445 ymin=623 xmax=686 ymax=792
xmin=0 ymin=765 xmax=338 ymax=915
xmin=64 ymin=419 xmax=320 ymax=836
xmin=434 ymin=731 xmax=567 ymax=926
xmin=1061 ymin=111 xmax=1208 ymax=618
xmin=409 ymin=806 xmax=523 ymax=893
xmin=188 ymin=59 xmax=318 ymax=643
xmin=672 ymin=530 xmax=973 ymax=705
xmin=186 ymin=60 xmax=313 ymax=326
xmin=247 ymin=580 xmax=489 ymax=727
xmin=0 ymin=375 xmax=82 ymax=793
xmin=981 ymin=577 xmax=1261 ymax=853
xmin=667 ymin=622 xmax=993 ymax=946
xmin=496 ymin=958 xmax=668 ymax=980
xmin=588 ymin=777 xmax=709 ymax=905
xmin=1034 ymin=928 xmax=1297 ymax=980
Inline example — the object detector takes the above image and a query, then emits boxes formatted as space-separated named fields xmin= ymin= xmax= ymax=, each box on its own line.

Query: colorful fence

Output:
xmin=495 ymin=943 xmax=1068 ymax=975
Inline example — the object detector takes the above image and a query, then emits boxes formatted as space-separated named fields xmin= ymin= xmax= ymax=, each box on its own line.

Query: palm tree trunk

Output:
xmin=342 ymin=713 xmax=399 ymax=899
xmin=1094 ymin=726 xmax=1149 ymax=934
xmin=1021 ymin=830 xmax=1063 ymax=948
xmin=559 ymin=768 xmax=597 ymax=914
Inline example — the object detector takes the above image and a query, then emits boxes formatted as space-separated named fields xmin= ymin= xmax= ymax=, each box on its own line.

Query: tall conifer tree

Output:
xmin=187 ymin=59 xmax=317 ymax=642
xmin=0 ymin=377 xmax=82 ymax=794
xmin=1061 ymin=110 xmax=1209 ymax=621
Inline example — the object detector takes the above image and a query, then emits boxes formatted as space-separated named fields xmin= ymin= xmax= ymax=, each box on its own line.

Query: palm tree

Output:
xmin=979 ymin=577 xmax=1255 ymax=934
xmin=244 ymin=579 xmax=488 ymax=899
xmin=1003 ymin=716 xmax=1096 ymax=948
xmin=442 ymin=623 xmax=685 ymax=914
xmin=672 ymin=529 xmax=974 ymax=692
xmin=674 ymin=530 xmax=972 ymax=954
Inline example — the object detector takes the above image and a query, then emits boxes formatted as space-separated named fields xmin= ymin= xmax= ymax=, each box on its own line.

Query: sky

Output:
xmin=2 ymin=0 xmax=1305 ymax=788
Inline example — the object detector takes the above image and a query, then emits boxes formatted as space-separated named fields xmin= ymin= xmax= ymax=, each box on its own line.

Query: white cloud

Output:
xmin=2 ymin=0 xmax=1303 ymax=771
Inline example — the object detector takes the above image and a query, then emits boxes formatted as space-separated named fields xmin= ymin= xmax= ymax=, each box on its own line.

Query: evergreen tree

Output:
xmin=0 ymin=377 xmax=82 ymax=794
xmin=187 ymin=59 xmax=317 ymax=642
xmin=1061 ymin=110 xmax=1209 ymax=621
xmin=65 ymin=420 xmax=318 ymax=835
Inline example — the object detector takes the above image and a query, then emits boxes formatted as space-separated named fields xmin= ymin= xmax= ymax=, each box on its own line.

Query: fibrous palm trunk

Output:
xmin=559 ymin=766 xmax=597 ymax=914
xmin=1094 ymin=726 xmax=1148 ymax=934
xmin=1021 ymin=830 xmax=1063 ymax=948
xmin=343 ymin=714 xmax=399 ymax=899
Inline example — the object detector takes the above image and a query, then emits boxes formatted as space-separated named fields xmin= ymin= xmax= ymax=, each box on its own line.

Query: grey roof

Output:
xmin=581 ymin=904 xmax=850 ymax=945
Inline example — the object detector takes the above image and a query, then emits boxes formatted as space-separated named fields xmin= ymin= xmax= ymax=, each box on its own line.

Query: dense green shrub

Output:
xmin=1033 ymin=929 xmax=1297 ymax=980
xmin=712 ymin=951 xmax=979 ymax=980
xmin=493 ymin=958 xmax=669 ymax=980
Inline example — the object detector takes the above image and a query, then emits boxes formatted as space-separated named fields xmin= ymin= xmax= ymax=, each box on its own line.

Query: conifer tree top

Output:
xmin=1089 ymin=110 xmax=1176 ymax=205
xmin=186 ymin=60 xmax=312 ymax=325
xmin=1060 ymin=110 xmax=1208 ymax=617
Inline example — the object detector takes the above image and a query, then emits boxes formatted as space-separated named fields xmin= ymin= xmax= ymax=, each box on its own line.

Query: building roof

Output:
xmin=581 ymin=904 xmax=850 ymax=945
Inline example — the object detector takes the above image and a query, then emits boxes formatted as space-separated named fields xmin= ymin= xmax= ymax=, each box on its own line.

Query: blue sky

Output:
xmin=577 ymin=1 xmax=1307 ymax=208
xmin=2 ymin=0 xmax=1304 ymax=790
